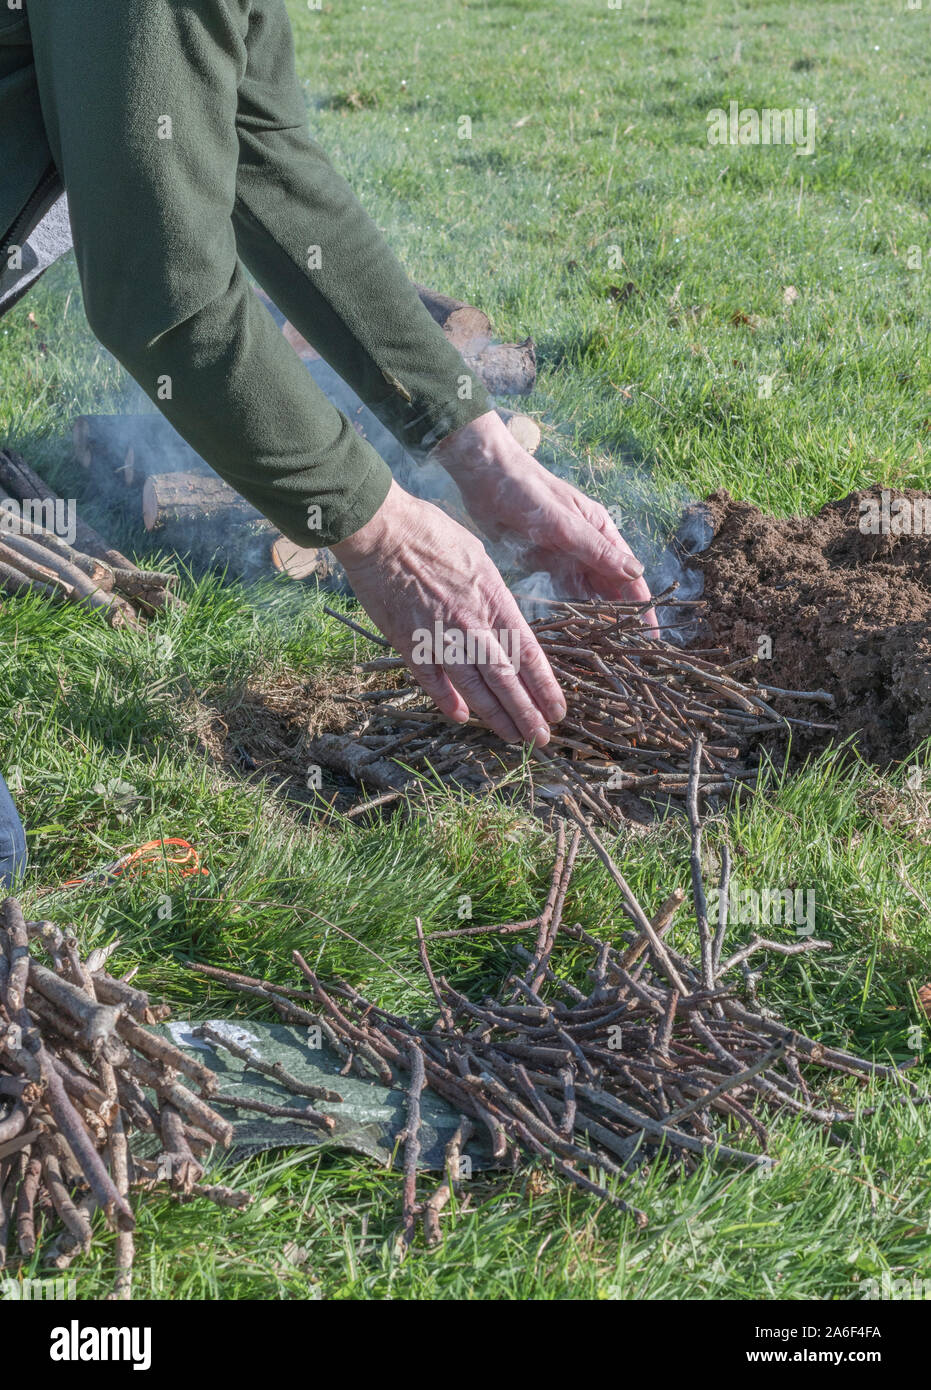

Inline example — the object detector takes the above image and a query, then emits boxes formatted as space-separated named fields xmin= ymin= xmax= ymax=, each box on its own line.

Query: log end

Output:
xmin=141 ymin=475 xmax=159 ymax=532
xmin=497 ymin=409 xmax=542 ymax=455
xmin=271 ymin=537 xmax=348 ymax=590
xmin=468 ymin=337 xmax=537 ymax=397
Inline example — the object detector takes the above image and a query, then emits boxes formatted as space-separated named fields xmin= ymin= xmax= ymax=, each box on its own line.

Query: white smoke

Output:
xmin=86 ymin=304 xmax=714 ymax=641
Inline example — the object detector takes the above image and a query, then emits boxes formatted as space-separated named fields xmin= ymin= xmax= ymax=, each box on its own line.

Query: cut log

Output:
xmin=0 ymin=529 xmax=141 ymax=628
xmin=416 ymin=288 xmax=535 ymax=394
xmin=308 ymin=734 xmax=416 ymax=794
xmin=413 ymin=284 xmax=493 ymax=356
xmin=270 ymin=539 xmax=348 ymax=589
xmin=464 ymin=337 xmax=537 ymax=397
xmin=0 ymin=514 xmax=114 ymax=588
xmin=498 ymin=409 xmax=542 ymax=454
xmin=147 ymin=518 xmax=279 ymax=579
xmin=0 ymin=539 xmax=64 ymax=591
xmin=0 ymin=449 xmax=136 ymax=571
xmin=0 ymin=558 xmax=59 ymax=602
xmin=142 ymin=473 xmax=262 ymax=532
xmin=0 ymin=502 xmax=179 ymax=617
xmin=141 ymin=479 xmax=275 ymax=577
xmin=107 ymin=568 xmax=181 ymax=616
xmin=74 ymin=415 xmax=213 ymax=487
xmin=143 ymin=473 xmax=276 ymax=577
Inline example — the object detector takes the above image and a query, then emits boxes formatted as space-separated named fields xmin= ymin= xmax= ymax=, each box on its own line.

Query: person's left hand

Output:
xmin=434 ymin=411 xmax=656 ymax=624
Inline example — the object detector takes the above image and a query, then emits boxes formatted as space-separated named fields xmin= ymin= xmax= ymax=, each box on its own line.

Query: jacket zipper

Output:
xmin=0 ymin=164 xmax=61 ymax=267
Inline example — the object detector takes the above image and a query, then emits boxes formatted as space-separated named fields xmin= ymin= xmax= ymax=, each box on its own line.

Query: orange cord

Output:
xmin=38 ymin=837 xmax=208 ymax=896
xmin=106 ymin=838 xmax=208 ymax=882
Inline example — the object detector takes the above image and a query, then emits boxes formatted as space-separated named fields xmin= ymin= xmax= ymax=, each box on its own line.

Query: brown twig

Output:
xmin=399 ymin=1043 xmax=426 ymax=1254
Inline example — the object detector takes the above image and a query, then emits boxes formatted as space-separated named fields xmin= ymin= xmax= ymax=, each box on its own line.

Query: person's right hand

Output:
xmin=330 ymin=480 xmax=567 ymax=745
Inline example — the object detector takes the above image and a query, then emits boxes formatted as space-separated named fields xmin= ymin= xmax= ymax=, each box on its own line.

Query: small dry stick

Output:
xmin=15 ymin=1153 xmax=42 ymax=1256
xmin=399 ymin=1043 xmax=426 ymax=1254
xmin=157 ymin=1105 xmax=204 ymax=1194
xmin=686 ymin=737 xmax=714 ymax=991
xmin=664 ymin=1043 xmax=787 ymax=1125
xmin=323 ymin=604 xmax=391 ymax=649
xmin=560 ymin=795 xmax=688 ymax=994
xmin=194 ymin=1023 xmax=343 ymax=1104
xmin=415 ymin=919 xmax=455 ymax=1032
xmin=711 ymin=842 xmax=732 ymax=976
xmin=423 ymin=1117 xmax=474 ymax=1246
xmin=426 ymin=917 xmax=540 ymax=941
xmin=107 ymin=1106 xmax=135 ymax=1301
xmin=213 ymin=1092 xmax=335 ymax=1132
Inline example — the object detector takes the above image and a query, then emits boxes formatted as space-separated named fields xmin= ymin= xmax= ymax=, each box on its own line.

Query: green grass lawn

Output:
xmin=1 ymin=0 xmax=930 ymax=1300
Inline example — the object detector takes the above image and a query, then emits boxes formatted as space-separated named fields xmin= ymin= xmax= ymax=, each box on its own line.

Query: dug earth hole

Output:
xmin=694 ymin=487 xmax=931 ymax=766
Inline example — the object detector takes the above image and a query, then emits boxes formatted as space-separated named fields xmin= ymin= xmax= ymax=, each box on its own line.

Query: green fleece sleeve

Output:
xmin=25 ymin=0 xmax=491 ymax=547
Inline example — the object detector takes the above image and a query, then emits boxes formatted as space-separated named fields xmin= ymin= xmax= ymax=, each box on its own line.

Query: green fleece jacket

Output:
xmin=0 ymin=0 xmax=492 ymax=545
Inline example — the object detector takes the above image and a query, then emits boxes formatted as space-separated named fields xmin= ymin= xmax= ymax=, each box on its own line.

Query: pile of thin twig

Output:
xmin=0 ymin=901 xmax=342 ymax=1295
xmin=4 ymin=744 xmax=919 ymax=1266
xmin=190 ymin=743 xmax=924 ymax=1245
xmin=0 ymin=448 xmax=180 ymax=627
xmin=313 ymin=591 xmax=838 ymax=824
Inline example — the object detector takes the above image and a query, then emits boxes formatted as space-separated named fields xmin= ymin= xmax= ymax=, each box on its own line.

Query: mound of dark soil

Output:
xmin=694 ymin=488 xmax=931 ymax=764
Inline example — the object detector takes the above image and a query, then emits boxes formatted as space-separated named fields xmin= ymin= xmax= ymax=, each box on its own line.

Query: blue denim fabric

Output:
xmin=0 ymin=771 xmax=27 ymax=890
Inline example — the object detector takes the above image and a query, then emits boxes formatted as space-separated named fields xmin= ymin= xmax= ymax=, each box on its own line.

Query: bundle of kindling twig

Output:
xmin=0 ymin=901 xmax=345 ymax=1295
xmin=188 ymin=745 xmax=924 ymax=1246
xmin=314 ymin=590 xmax=838 ymax=825
xmin=0 ymin=448 xmax=180 ymax=628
